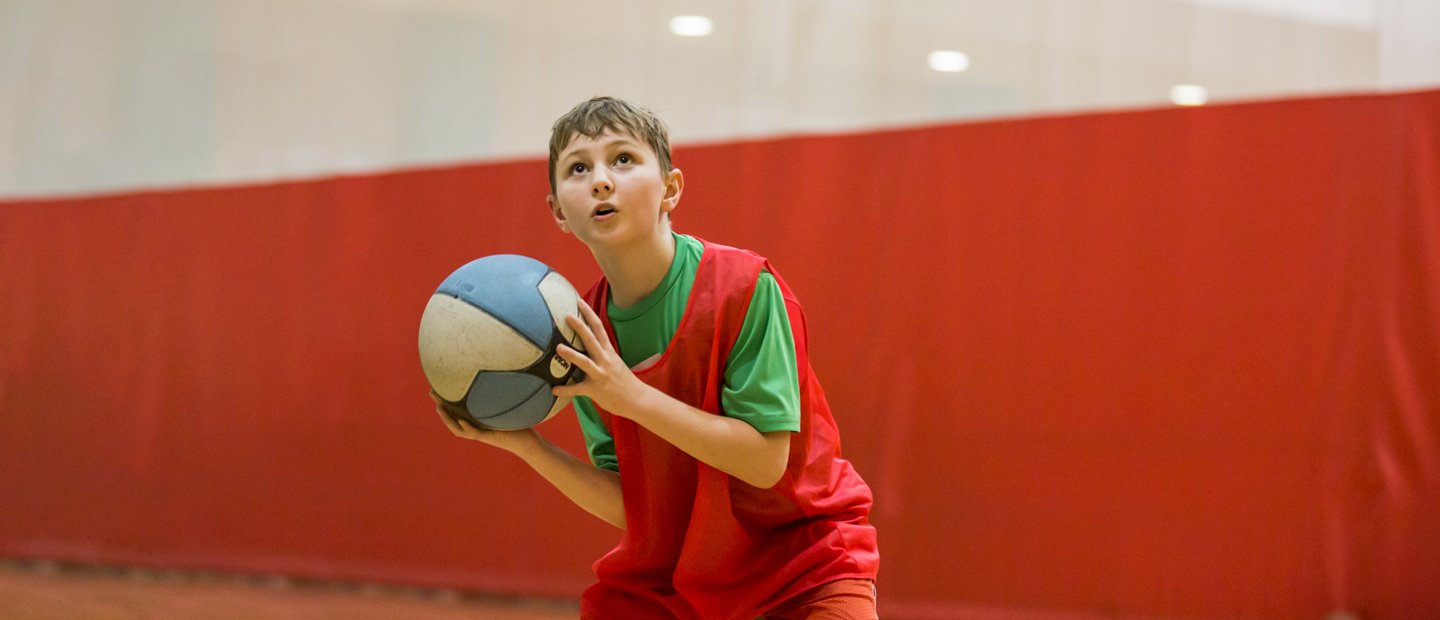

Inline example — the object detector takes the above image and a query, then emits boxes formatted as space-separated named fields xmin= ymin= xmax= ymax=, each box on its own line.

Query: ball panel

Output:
xmin=476 ymin=379 xmax=559 ymax=430
xmin=464 ymin=370 xmax=548 ymax=421
xmin=437 ymin=255 xmax=554 ymax=349
xmin=418 ymin=294 xmax=543 ymax=402
xmin=542 ymin=394 xmax=572 ymax=424
xmin=537 ymin=270 xmax=585 ymax=352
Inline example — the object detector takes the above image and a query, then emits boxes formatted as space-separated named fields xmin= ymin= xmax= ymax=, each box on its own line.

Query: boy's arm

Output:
xmin=553 ymin=302 xmax=791 ymax=489
xmin=434 ymin=396 xmax=625 ymax=529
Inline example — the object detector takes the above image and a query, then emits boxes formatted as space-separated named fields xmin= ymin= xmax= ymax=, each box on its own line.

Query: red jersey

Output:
xmin=579 ymin=238 xmax=880 ymax=620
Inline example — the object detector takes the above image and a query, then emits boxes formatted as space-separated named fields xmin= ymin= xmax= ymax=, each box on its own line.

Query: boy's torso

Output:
xmin=579 ymin=237 xmax=879 ymax=620
xmin=573 ymin=233 xmax=802 ymax=469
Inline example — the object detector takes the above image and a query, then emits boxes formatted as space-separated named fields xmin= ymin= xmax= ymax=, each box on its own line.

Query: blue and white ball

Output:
xmin=418 ymin=255 xmax=585 ymax=430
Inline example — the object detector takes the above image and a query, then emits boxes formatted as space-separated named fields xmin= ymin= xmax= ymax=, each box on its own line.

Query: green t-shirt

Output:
xmin=574 ymin=233 xmax=801 ymax=472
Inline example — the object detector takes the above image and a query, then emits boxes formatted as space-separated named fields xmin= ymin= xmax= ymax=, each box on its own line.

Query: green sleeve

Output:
xmin=721 ymin=271 xmax=802 ymax=433
xmin=572 ymin=396 xmax=619 ymax=472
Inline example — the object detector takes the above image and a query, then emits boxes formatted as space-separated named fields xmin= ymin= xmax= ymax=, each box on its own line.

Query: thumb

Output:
xmin=552 ymin=384 xmax=583 ymax=400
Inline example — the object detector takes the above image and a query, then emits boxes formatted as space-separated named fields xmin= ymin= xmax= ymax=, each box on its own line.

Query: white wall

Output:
xmin=1 ymin=0 xmax=1435 ymax=199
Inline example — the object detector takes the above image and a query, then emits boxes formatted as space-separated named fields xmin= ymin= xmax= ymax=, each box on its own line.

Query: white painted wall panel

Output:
xmin=0 ymin=0 xmax=1435 ymax=198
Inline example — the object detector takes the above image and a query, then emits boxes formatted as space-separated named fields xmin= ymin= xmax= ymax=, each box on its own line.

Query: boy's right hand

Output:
xmin=432 ymin=391 xmax=540 ymax=455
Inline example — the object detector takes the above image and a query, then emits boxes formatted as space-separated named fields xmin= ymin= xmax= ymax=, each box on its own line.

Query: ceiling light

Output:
xmin=669 ymin=15 xmax=713 ymax=37
xmin=1170 ymin=84 xmax=1209 ymax=106
xmin=928 ymin=51 xmax=970 ymax=73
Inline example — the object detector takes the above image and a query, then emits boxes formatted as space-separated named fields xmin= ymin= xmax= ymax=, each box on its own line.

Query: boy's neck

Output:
xmin=595 ymin=228 xmax=677 ymax=310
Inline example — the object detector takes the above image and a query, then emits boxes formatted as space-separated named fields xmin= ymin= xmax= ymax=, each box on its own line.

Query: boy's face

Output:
xmin=548 ymin=129 xmax=682 ymax=252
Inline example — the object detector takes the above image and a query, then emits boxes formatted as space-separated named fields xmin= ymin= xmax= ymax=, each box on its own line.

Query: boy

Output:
xmin=434 ymin=97 xmax=879 ymax=619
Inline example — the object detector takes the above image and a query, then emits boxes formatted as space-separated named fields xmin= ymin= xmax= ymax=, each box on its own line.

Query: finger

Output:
xmin=454 ymin=415 xmax=484 ymax=435
xmin=565 ymin=314 xmax=610 ymax=359
xmin=436 ymin=405 xmax=463 ymax=434
xmin=576 ymin=300 xmax=612 ymax=350
xmin=556 ymin=343 xmax=601 ymax=376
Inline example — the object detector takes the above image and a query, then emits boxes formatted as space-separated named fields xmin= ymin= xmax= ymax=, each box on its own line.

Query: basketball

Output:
xmin=418 ymin=255 xmax=586 ymax=430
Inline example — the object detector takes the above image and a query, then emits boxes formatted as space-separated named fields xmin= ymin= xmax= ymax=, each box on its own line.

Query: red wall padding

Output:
xmin=2 ymin=90 xmax=1437 ymax=619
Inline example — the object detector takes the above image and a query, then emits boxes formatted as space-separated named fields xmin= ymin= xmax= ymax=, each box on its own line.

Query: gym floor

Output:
xmin=0 ymin=560 xmax=577 ymax=620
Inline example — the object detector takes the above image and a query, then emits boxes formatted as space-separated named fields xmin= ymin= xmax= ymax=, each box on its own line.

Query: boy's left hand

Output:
xmin=552 ymin=300 xmax=653 ymax=416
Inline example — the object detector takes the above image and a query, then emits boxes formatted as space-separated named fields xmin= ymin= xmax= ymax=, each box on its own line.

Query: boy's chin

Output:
xmin=574 ymin=227 xmax=629 ymax=249
xmin=578 ymin=223 xmax=665 ymax=247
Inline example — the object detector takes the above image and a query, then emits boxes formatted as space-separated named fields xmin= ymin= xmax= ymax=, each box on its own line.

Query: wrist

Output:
xmin=502 ymin=429 xmax=547 ymax=459
xmin=615 ymin=381 xmax=664 ymax=425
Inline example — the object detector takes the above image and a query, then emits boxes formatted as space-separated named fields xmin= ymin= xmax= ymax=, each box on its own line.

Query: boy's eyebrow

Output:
xmin=559 ymin=134 xmax=645 ymax=161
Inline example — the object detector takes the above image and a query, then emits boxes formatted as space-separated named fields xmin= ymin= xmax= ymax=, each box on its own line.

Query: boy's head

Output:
xmin=548 ymin=97 xmax=673 ymax=195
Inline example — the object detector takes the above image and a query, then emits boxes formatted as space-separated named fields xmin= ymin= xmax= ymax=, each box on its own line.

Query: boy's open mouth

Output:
xmin=593 ymin=204 xmax=617 ymax=218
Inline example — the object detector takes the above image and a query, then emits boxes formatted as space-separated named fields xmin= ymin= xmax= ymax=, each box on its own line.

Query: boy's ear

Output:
xmin=548 ymin=194 xmax=570 ymax=233
xmin=661 ymin=168 xmax=684 ymax=215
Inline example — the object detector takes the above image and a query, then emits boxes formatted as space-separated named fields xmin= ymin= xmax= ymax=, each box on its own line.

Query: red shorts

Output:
xmin=760 ymin=578 xmax=878 ymax=620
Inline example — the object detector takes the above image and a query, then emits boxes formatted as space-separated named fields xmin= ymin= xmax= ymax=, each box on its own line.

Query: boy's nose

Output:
xmin=592 ymin=180 xmax=613 ymax=197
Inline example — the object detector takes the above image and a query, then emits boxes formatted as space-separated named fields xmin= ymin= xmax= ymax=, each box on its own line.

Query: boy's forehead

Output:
xmin=558 ymin=128 xmax=647 ymax=158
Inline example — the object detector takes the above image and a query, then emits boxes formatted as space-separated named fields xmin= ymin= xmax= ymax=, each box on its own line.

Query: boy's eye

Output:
xmin=570 ymin=163 xmax=587 ymax=175
xmin=615 ymin=154 xmax=632 ymax=165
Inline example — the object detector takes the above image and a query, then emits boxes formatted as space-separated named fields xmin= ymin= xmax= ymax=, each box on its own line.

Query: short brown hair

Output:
xmin=548 ymin=97 xmax=673 ymax=194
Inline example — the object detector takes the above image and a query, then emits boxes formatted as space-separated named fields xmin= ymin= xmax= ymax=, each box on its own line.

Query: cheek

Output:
xmin=557 ymin=188 xmax=587 ymax=212
xmin=623 ymin=174 xmax=666 ymax=202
